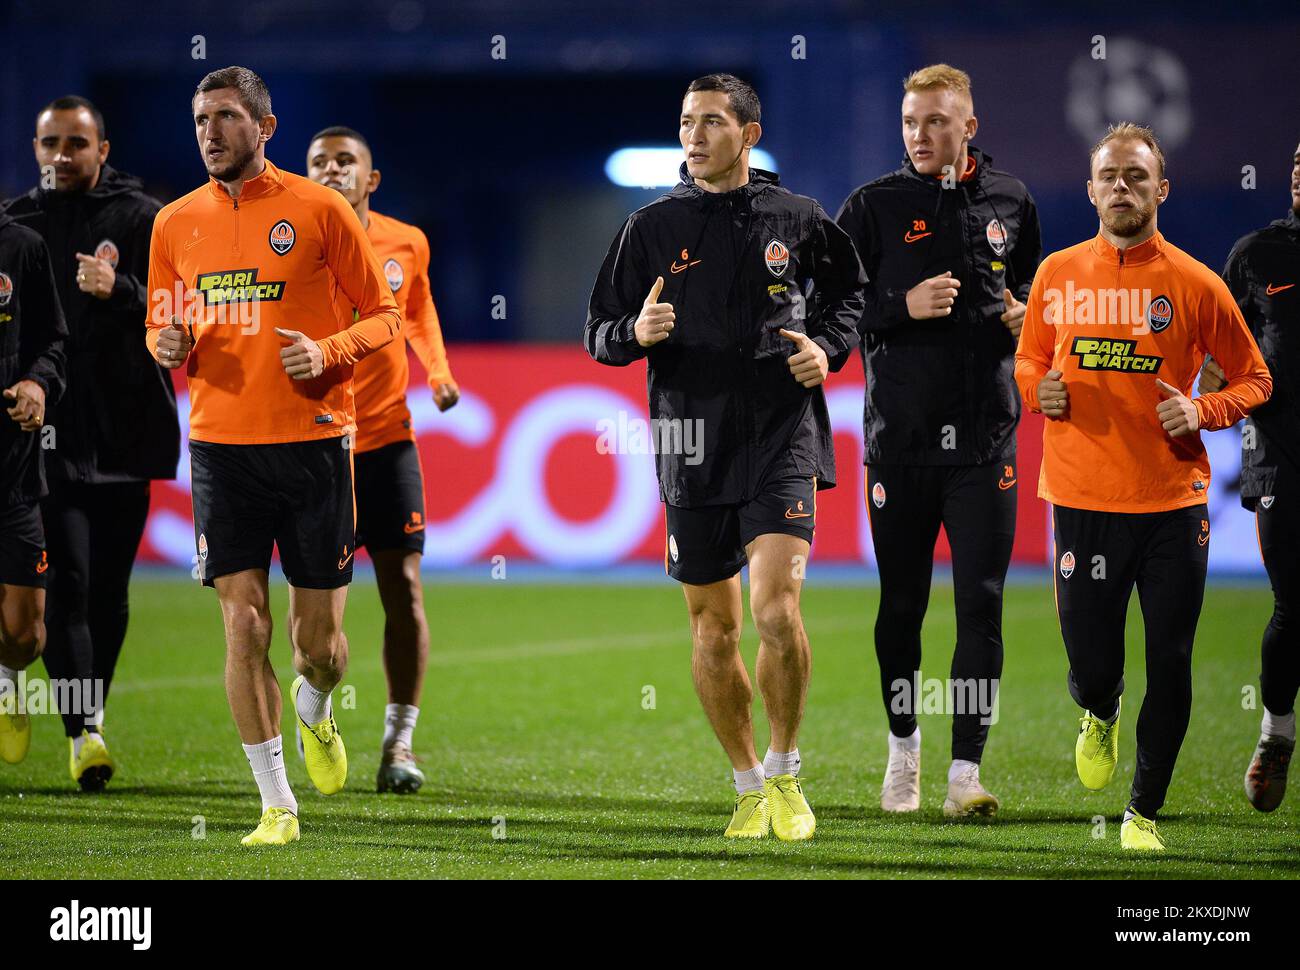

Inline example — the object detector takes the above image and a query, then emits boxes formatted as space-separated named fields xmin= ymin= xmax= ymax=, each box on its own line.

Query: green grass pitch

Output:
xmin=1 ymin=576 xmax=1295 ymax=879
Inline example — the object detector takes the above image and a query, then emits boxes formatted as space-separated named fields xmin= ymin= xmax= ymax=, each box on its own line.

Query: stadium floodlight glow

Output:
xmin=604 ymin=147 xmax=778 ymax=188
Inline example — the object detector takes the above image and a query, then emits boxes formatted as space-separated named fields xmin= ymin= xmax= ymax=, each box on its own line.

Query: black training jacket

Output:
xmin=2 ymin=165 xmax=179 ymax=484
xmin=0 ymin=213 xmax=67 ymax=506
xmin=836 ymin=146 xmax=1041 ymax=466
xmin=586 ymin=165 xmax=865 ymax=507
xmin=1224 ymin=209 xmax=1300 ymax=505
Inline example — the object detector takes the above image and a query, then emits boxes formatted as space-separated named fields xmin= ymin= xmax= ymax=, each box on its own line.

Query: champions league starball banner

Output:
xmin=135 ymin=346 xmax=1263 ymax=574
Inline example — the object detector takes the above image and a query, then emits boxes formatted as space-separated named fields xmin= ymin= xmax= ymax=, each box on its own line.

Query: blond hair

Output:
xmin=903 ymin=64 xmax=973 ymax=110
xmin=1090 ymin=122 xmax=1166 ymax=178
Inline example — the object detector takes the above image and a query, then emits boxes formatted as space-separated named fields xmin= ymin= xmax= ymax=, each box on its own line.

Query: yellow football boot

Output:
xmin=240 ymin=807 xmax=300 ymax=846
xmin=291 ymin=676 xmax=347 ymax=795
xmin=723 ymin=788 xmax=770 ymax=838
xmin=766 ymin=774 xmax=816 ymax=841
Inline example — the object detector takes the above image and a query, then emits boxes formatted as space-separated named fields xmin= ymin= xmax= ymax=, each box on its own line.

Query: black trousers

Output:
xmin=1052 ymin=503 xmax=1209 ymax=819
xmin=866 ymin=460 xmax=1017 ymax=763
xmin=39 ymin=481 xmax=151 ymax=737
xmin=1256 ymin=495 xmax=1300 ymax=718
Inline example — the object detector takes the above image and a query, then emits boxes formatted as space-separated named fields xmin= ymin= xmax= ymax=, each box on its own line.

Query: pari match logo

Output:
xmin=764 ymin=238 xmax=789 ymax=277
xmin=195 ymin=268 xmax=287 ymax=305
xmin=1069 ymin=336 xmax=1163 ymax=373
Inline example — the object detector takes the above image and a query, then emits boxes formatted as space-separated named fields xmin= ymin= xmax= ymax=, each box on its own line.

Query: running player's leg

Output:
xmin=373 ymin=549 xmax=427 ymax=790
xmin=84 ymin=481 xmax=151 ymax=731
xmin=190 ymin=439 xmax=296 ymax=842
xmin=1053 ymin=505 xmax=1136 ymax=794
xmin=214 ymin=567 xmax=298 ymax=845
xmin=1248 ymin=496 xmax=1299 ymax=809
xmin=867 ymin=463 xmax=941 ymax=810
xmin=354 ymin=440 xmax=429 ymax=792
xmin=0 ymin=582 xmax=44 ymax=765
xmin=277 ymin=437 xmax=355 ymax=797
xmin=748 ymin=532 xmax=811 ymax=755
xmin=37 ymin=484 xmax=94 ymax=743
xmin=0 ymin=502 xmax=48 ymax=765
xmin=1129 ymin=507 xmax=1208 ymax=827
xmin=746 ymin=528 xmax=816 ymax=841
xmin=938 ymin=460 xmax=1016 ymax=815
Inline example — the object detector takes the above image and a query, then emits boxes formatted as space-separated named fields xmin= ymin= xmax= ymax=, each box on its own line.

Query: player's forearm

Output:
xmin=319 ymin=308 xmax=400 ymax=369
xmin=585 ymin=312 xmax=646 ymax=366
xmin=1193 ymin=370 xmax=1272 ymax=431
xmin=1014 ymin=354 xmax=1049 ymax=411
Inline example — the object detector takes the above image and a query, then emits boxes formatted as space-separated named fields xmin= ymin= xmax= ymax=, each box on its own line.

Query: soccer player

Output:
xmin=2 ymin=96 xmax=179 ymax=790
xmin=1198 ymin=140 xmax=1300 ymax=811
xmin=586 ymin=74 xmax=864 ymax=839
xmin=835 ymin=65 xmax=1042 ymax=816
xmin=0 ymin=213 xmax=67 ymax=767
xmin=1015 ymin=122 xmax=1272 ymax=851
xmin=306 ymin=125 xmax=459 ymax=794
xmin=146 ymin=67 xmax=399 ymax=845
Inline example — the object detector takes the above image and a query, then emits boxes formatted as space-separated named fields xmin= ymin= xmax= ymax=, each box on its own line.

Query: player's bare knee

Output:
xmin=752 ymin=592 xmax=802 ymax=648
xmin=2 ymin=619 xmax=45 ymax=666
xmin=223 ymin=605 xmax=273 ymax=664
xmin=690 ymin=610 xmax=740 ymax=660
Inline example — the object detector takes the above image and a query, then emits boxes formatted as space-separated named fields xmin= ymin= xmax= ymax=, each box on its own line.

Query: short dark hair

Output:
xmin=195 ymin=66 xmax=272 ymax=121
xmin=39 ymin=95 xmax=105 ymax=141
xmin=684 ymin=74 xmax=761 ymax=126
xmin=310 ymin=126 xmax=371 ymax=157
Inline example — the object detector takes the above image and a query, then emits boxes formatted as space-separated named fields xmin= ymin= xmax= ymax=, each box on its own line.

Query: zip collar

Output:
xmin=205 ymin=158 xmax=284 ymax=205
xmin=1091 ymin=229 xmax=1165 ymax=266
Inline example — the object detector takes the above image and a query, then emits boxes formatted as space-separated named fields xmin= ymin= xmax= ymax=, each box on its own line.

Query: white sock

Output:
xmin=888 ymin=726 xmax=921 ymax=753
xmin=242 ymin=736 xmax=297 ymax=814
xmin=72 ymin=730 xmax=104 ymax=758
xmin=295 ymin=678 xmax=332 ymax=725
xmin=948 ymin=758 xmax=979 ymax=783
xmin=763 ymin=747 xmax=800 ymax=778
xmin=382 ymin=703 xmax=419 ymax=754
xmin=733 ymin=764 xmax=765 ymax=793
xmin=1262 ymin=708 xmax=1296 ymax=742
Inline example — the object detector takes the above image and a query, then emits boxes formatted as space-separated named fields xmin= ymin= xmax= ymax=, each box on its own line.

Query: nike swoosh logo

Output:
xmin=35 ymin=562 xmax=49 ymax=574
xmin=184 ymin=236 xmax=208 ymax=252
xmin=670 ymin=260 xmax=701 ymax=274
xmin=1266 ymin=283 xmax=1295 ymax=295
xmin=403 ymin=522 xmax=425 ymax=534
xmin=998 ymin=478 xmax=1017 ymax=490
xmin=904 ymin=231 xmax=932 ymax=243
xmin=1198 ymin=533 xmax=1210 ymax=546
xmin=338 ymin=549 xmax=354 ymax=569
xmin=784 ymin=509 xmax=812 ymax=519
xmin=271 ymin=749 xmax=281 ymax=757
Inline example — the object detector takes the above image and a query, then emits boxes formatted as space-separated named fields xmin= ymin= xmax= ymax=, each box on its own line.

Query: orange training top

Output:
xmin=351 ymin=209 xmax=457 ymax=454
xmin=145 ymin=160 xmax=400 ymax=445
xmin=1014 ymin=230 xmax=1271 ymax=513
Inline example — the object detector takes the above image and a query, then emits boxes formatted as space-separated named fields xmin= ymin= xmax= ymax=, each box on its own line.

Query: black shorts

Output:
xmin=189 ymin=437 xmax=356 ymax=590
xmin=354 ymin=439 xmax=426 ymax=555
xmin=665 ymin=473 xmax=817 ymax=585
xmin=0 ymin=501 xmax=48 ymax=589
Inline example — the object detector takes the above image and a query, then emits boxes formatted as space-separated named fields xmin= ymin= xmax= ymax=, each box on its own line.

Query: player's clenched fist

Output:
xmin=634 ymin=276 xmax=675 ymax=348
xmin=155 ymin=317 xmax=194 ymax=369
xmin=1156 ymin=378 xmax=1200 ymax=439
xmin=275 ymin=327 xmax=325 ymax=380
xmin=1197 ymin=356 xmax=1226 ymax=396
xmin=1038 ymin=369 xmax=1068 ymax=419
xmin=779 ymin=328 xmax=829 ymax=388
xmin=906 ymin=271 xmax=961 ymax=319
